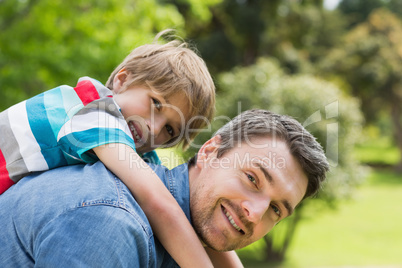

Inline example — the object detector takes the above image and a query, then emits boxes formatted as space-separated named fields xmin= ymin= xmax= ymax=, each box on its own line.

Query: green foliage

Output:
xmin=0 ymin=0 xmax=185 ymax=110
xmin=339 ymin=0 xmax=402 ymax=28
xmin=319 ymin=8 xmax=402 ymax=170
xmin=166 ymin=0 xmax=221 ymax=23
xmin=178 ymin=1 xmax=346 ymax=78
xmin=179 ymin=0 xmax=283 ymax=74
xmin=262 ymin=4 xmax=347 ymax=72
xmin=321 ymin=8 xmax=402 ymax=121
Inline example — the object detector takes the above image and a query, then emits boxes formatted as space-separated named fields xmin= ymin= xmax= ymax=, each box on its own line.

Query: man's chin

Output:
xmin=199 ymin=233 xmax=239 ymax=252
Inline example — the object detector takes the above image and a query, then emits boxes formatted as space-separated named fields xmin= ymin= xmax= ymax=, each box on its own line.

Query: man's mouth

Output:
xmin=222 ymin=206 xmax=245 ymax=235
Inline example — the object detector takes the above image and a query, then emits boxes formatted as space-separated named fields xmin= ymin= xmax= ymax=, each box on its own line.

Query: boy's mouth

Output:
xmin=128 ymin=121 xmax=143 ymax=143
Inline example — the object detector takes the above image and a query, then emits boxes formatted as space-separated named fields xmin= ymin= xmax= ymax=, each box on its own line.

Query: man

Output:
xmin=0 ymin=109 xmax=329 ymax=267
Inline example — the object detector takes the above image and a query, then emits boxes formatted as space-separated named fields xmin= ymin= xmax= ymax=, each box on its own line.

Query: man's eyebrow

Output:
xmin=256 ymin=162 xmax=273 ymax=184
xmin=255 ymin=162 xmax=294 ymax=217
xmin=282 ymin=200 xmax=294 ymax=217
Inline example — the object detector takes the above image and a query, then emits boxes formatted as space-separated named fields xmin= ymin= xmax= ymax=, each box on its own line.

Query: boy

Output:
xmin=0 ymin=31 xmax=242 ymax=267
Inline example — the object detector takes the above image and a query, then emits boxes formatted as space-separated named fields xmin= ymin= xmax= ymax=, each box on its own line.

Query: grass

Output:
xmin=354 ymin=136 xmax=400 ymax=166
xmin=283 ymin=169 xmax=402 ymax=267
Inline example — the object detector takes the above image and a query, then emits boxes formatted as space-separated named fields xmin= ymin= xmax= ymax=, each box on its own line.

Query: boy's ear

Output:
xmin=113 ymin=68 xmax=128 ymax=93
xmin=196 ymin=135 xmax=221 ymax=169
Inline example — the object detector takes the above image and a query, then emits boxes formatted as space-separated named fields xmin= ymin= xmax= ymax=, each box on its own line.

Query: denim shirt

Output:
xmin=0 ymin=161 xmax=191 ymax=268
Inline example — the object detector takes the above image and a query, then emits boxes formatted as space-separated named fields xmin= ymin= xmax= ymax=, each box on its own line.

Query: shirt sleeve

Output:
xmin=57 ymin=97 xmax=136 ymax=163
xmin=34 ymin=206 xmax=154 ymax=268
xmin=141 ymin=150 xmax=162 ymax=165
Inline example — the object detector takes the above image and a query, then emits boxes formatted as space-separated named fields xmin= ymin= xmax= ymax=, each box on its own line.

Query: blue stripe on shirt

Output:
xmin=26 ymin=93 xmax=68 ymax=168
xmin=60 ymin=85 xmax=85 ymax=119
xmin=43 ymin=87 xmax=69 ymax=139
xmin=58 ymin=128 xmax=136 ymax=163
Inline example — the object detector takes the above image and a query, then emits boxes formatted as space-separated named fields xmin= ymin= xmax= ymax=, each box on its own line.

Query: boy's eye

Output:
xmin=166 ymin=125 xmax=175 ymax=137
xmin=152 ymin=98 xmax=162 ymax=110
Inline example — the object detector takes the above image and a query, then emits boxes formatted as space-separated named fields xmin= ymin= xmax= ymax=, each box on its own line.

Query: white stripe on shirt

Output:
xmin=57 ymin=109 xmax=132 ymax=142
xmin=8 ymin=101 xmax=49 ymax=171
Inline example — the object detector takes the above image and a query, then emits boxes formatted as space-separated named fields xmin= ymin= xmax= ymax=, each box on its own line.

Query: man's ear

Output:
xmin=196 ymin=135 xmax=221 ymax=168
xmin=113 ymin=68 xmax=128 ymax=93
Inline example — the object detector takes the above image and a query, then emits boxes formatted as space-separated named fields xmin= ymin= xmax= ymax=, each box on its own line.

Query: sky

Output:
xmin=324 ymin=0 xmax=341 ymax=10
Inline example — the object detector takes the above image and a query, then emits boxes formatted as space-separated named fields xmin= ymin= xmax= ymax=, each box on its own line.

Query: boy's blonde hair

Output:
xmin=106 ymin=30 xmax=215 ymax=149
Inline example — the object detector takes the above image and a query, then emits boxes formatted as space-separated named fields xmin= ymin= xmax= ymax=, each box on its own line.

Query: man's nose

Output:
xmin=241 ymin=198 xmax=270 ymax=223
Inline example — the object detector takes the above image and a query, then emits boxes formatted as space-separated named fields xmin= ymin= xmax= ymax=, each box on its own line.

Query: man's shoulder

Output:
xmin=25 ymin=202 xmax=156 ymax=268
xmin=5 ymin=162 xmax=147 ymax=222
xmin=146 ymin=162 xmax=189 ymax=190
xmin=0 ymin=162 xmax=157 ymax=268
xmin=147 ymin=162 xmax=169 ymax=177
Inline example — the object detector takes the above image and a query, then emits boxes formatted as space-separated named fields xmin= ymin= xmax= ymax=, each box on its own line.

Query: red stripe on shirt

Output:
xmin=0 ymin=149 xmax=14 ymax=194
xmin=74 ymin=80 xmax=101 ymax=106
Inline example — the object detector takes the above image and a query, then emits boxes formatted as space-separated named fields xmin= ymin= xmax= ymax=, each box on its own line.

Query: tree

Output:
xmin=320 ymin=8 xmax=402 ymax=171
xmin=339 ymin=0 xmax=402 ymax=28
xmin=0 ymin=0 xmax=186 ymax=110
xmin=166 ymin=0 xmax=345 ymax=77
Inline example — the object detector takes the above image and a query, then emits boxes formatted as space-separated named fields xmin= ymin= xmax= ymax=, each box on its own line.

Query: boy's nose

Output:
xmin=149 ymin=116 xmax=166 ymax=137
xmin=241 ymin=198 xmax=270 ymax=223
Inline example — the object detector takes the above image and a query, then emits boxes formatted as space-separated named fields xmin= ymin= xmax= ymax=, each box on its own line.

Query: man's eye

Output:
xmin=271 ymin=205 xmax=281 ymax=217
xmin=166 ymin=125 xmax=174 ymax=137
xmin=152 ymin=98 xmax=162 ymax=110
xmin=247 ymin=174 xmax=257 ymax=186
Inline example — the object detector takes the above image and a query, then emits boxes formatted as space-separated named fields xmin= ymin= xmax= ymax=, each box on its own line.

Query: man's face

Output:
xmin=189 ymin=135 xmax=308 ymax=251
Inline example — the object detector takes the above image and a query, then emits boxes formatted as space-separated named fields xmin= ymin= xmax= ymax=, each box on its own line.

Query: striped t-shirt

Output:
xmin=0 ymin=77 xmax=159 ymax=194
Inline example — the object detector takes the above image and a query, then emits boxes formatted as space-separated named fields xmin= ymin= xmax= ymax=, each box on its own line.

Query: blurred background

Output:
xmin=1 ymin=0 xmax=401 ymax=267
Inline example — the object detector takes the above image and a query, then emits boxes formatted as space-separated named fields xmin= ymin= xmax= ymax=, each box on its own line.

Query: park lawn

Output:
xmin=282 ymin=169 xmax=402 ymax=267
xmin=354 ymin=136 xmax=400 ymax=165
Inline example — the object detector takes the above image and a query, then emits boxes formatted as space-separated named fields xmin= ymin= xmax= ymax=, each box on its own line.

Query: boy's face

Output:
xmin=113 ymin=85 xmax=189 ymax=154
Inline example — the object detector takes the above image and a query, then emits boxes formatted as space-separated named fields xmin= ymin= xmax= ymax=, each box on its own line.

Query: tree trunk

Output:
xmin=262 ymin=205 xmax=305 ymax=263
xmin=391 ymin=100 xmax=402 ymax=173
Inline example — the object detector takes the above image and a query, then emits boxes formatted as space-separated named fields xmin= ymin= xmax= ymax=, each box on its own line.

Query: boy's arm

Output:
xmin=93 ymin=144 xmax=214 ymax=268
xmin=205 ymin=248 xmax=244 ymax=268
